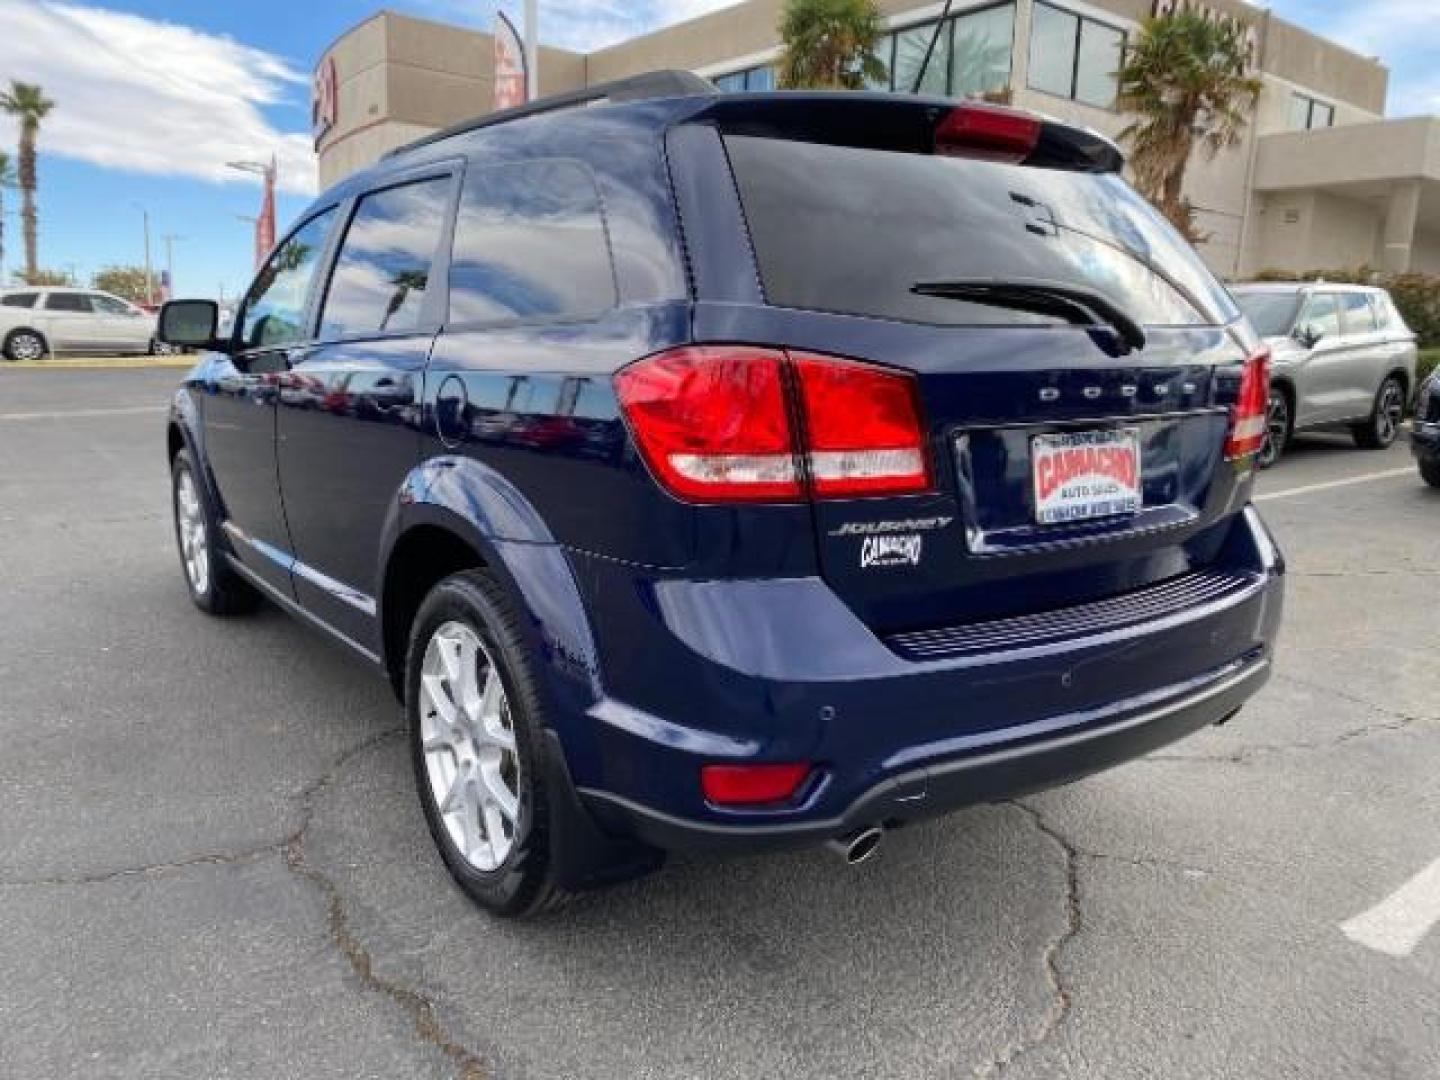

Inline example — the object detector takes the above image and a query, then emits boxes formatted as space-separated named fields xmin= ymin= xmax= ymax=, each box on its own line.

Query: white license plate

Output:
xmin=1032 ymin=428 xmax=1142 ymax=524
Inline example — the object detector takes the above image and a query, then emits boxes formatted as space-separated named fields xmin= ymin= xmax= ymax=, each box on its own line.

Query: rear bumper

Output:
xmin=582 ymin=653 xmax=1269 ymax=852
xmin=562 ymin=506 xmax=1284 ymax=853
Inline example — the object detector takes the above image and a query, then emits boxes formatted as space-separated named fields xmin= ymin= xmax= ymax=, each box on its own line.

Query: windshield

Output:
xmin=1234 ymin=290 xmax=1302 ymax=337
xmin=724 ymin=134 xmax=1239 ymax=328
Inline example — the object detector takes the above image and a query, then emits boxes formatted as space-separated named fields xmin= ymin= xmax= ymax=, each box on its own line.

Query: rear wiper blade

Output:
xmin=910 ymin=277 xmax=1147 ymax=352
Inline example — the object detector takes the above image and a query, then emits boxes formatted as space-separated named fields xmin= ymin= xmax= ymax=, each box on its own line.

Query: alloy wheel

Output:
xmin=7 ymin=332 xmax=44 ymax=361
xmin=174 ymin=469 xmax=209 ymax=597
xmin=1260 ymin=391 xmax=1289 ymax=468
xmin=419 ymin=621 xmax=522 ymax=873
xmin=1376 ymin=382 xmax=1404 ymax=446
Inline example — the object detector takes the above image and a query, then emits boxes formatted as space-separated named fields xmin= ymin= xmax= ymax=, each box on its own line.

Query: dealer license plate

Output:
xmin=1031 ymin=428 xmax=1142 ymax=524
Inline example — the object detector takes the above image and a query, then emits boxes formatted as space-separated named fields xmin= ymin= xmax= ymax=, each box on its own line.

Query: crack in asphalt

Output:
xmin=282 ymin=726 xmax=490 ymax=1080
xmin=975 ymin=801 xmax=1082 ymax=1078
xmin=0 ymin=844 xmax=277 ymax=888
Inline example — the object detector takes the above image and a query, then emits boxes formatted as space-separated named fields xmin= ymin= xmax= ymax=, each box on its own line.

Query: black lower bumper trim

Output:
xmin=580 ymin=656 xmax=1270 ymax=853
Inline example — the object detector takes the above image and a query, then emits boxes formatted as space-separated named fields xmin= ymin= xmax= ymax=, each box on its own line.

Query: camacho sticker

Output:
xmin=860 ymin=534 xmax=923 ymax=568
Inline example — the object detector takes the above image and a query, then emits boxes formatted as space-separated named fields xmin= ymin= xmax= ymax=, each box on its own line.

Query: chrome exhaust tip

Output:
xmin=826 ymin=826 xmax=884 ymax=866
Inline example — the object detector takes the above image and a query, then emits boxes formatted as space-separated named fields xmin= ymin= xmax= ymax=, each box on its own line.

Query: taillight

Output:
xmin=701 ymin=763 xmax=812 ymax=807
xmin=1224 ymin=349 xmax=1271 ymax=461
xmin=616 ymin=347 xmax=932 ymax=503
xmin=614 ymin=346 xmax=801 ymax=502
xmin=934 ymin=103 xmax=1041 ymax=163
xmin=792 ymin=353 xmax=932 ymax=497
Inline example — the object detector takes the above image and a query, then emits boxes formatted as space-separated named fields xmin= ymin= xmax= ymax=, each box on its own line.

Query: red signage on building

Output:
xmin=493 ymin=11 xmax=528 ymax=111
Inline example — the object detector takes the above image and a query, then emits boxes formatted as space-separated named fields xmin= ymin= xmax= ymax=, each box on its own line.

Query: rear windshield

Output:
xmin=1233 ymin=291 xmax=1301 ymax=337
xmin=724 ymin=134 xmax=1238 ymax=328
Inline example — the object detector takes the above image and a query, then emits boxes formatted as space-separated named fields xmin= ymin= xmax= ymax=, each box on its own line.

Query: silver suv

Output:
xmin=0 ymin=287 xmax=164 ymax=361
xmin=1231 ymin=283 xmax=1417 ymax=467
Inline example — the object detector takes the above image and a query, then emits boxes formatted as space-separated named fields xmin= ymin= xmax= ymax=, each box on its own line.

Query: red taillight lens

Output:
xmin=793 ymin=353 xmax=932 ymax=497
xmin=1225 ymin=349 xmax=1271 ymax=461
xmin=614 ymin=346 xmax=802 ymax=502
xmin=934 ymin=103 xmax=1042 ymax=163
xmin=701 ymin=763 xmax=812 ymax=807
xmin=617 ymin=348 xmax=932 ymax=503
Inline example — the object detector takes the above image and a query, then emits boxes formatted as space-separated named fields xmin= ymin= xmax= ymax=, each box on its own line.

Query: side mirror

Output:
xmin=1293 ymin=325 xmax=1321 ymax=349
xmin=158 ymin=300 xmax=227 ymax=351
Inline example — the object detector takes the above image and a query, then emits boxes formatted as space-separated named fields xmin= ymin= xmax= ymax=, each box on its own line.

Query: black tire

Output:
xmin=406 ymin=569 xmax=564 ymax=917
xmin=1352 ymin=376 xmax=1405 ymax=450
xmin=3 ymin=329 xmax=47 ymax=362
xmin=170 ymin=449 xmax=260 ymax=615
xmin=1421 ymin=458 xmax=1440 ymax=489
xmin=1258 ymin=387 xmax=1290 ymax=469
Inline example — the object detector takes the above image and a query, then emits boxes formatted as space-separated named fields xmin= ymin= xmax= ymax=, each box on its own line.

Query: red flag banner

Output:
xmin=255 ymin=156 xmax=277 ymax=270
xmin=494 ymin=10 xmax=528 ymax=111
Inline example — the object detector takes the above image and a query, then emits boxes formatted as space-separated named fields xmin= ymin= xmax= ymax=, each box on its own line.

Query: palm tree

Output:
xmin=1117 ymin=11 xmax=1260 ymax=242
xmin=0 ymin=151 xmax=14 ymax=282
xmin=778 ymin=0 xmax=887 ymax=91
xmin=1 ymin=82 xmax=56 ymax=283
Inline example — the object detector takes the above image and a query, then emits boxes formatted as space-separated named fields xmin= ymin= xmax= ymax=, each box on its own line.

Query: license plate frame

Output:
xmin=1031 ymin=427 xmax=1142 ymax=525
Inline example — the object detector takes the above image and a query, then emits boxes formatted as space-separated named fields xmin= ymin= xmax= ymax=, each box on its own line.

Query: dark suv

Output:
xmin=161 ymin=73 xmax=1284 ymax=916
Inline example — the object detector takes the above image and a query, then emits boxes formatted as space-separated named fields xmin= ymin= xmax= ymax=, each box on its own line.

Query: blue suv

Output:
xmin=160 ymin=73 xmax=1284 ymax=916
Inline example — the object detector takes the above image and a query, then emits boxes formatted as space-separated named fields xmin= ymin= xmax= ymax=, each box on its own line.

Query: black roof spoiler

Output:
xmin=387 ymin=69 xmax=718 ymax=158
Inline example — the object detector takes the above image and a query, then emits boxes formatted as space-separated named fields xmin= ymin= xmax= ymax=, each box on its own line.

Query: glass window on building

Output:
xmin=713 ymin=65 xmax=775 ymax=93
xmin=881 ymin=3 xmax=1015 ymax=98
xmin=1028 ymin=2 xmax=1125 ymax=108
xmin=1290 ymin=92 xmax=1336 ymax=130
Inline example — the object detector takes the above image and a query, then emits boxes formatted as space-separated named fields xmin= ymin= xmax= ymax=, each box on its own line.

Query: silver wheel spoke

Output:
xmin=419 ymin=620 xmax=522 ymax=873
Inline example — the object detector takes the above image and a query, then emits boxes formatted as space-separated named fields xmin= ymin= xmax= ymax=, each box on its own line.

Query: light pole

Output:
xmin=227 ymin=158 xmax=277 ymax=270
xmin=524 ymin=0 xmax=539 ymax=101
xmin=131 ymin=201 xmax=155 ymax=306
xmin=162 ymin=233 xmax=185 ymax=297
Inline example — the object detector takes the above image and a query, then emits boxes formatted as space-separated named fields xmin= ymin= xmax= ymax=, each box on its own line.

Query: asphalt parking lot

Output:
xmin=2 ymin=365 xmax=1437 ymax=1080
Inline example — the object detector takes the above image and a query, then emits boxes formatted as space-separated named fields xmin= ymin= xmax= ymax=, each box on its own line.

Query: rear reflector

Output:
xmin=792 ymin=354 xmax=932 ymax=497
xmin=934 ymin=103 xmax=1042 ymax=163
xmin=616 ymin=347 xmax=932 ymax=503
xmin=1224 ymin=349 xmax=1271 ymax=461
xmin=701 ymin=763 xmax=812 ymax=807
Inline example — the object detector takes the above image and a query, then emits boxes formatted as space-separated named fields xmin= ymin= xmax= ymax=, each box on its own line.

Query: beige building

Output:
xmin=313 ymin=1 xmax=1440 ymax=279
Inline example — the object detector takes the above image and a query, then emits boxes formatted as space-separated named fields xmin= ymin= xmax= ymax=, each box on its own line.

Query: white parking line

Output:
xmin=1256 ymin=467 xmax=1416 ymax=503
xmin=0 ymin=405 xmax=164 ymax=422
xmin=1341 ymin=856 xmax=1440 ymax=958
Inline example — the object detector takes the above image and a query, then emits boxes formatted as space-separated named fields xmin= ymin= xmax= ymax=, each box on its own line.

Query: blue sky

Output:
xmin=0 ymin=0 xmax=1435 ymax=301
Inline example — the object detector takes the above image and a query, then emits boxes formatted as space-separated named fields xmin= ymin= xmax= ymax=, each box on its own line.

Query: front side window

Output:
xmin=1029 ymin=2 xmax=1125 ymax=108
xmin=1340 ymin=291 xmax=1377 ymax=335
xmin=319 ymin=177 xmax=451 ymax=340
xmin=1 ymin=292 xmax=38 ymax=308
xmin=44 ymin=292 xmax=93 ymax=313
xmin=1234 ymin=290 xmax=1302 ymax=338
xmin=239 ymin=209 xmax=337 ymax=350
xmin=1300 ymin=293 xmax=1341 ymax=341
xmin=448 ymin=159 xmax=616 ymax=326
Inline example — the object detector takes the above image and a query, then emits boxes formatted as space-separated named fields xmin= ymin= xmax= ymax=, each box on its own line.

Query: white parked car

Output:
xmin=0 ymin=287 xmax=169 ymax=360
xmin=1231 ymin=282 xmax=1418 ymax=467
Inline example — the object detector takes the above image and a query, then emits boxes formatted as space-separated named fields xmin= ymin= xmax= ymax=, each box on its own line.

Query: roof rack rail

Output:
xmin=387 ymin=69 xmax=718 ymax=158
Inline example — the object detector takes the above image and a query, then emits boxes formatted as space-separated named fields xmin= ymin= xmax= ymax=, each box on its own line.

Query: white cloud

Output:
xmin=0 ymin=1 xmax=317 ymax=195
xmin=420 ymin=1 xmax=745 ymax=53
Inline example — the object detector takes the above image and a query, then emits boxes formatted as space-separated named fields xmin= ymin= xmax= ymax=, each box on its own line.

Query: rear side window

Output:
xmin=319 ymin=177 xmax=451 ymax=340
xmin=1340 ymin=291 xmax=1377 ymax=335
xmin=2 ymin=292 xmax=37 ymax=309
xmin=723 ymin=134 xmax=1237 ymax=328
xmin=241 ymin=209 xmax=337 ymax=349
xmin=45 ymin=293 xmax=93 ymax=313
xmin=448 ymin=159 xmax=616 ymax=326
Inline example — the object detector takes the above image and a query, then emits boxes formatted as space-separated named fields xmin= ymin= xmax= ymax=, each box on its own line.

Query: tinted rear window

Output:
xmin=724 ymin=135 xmax=1237 ymax=328
xmin=2 ymin=292 xmax=37 ymax=309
